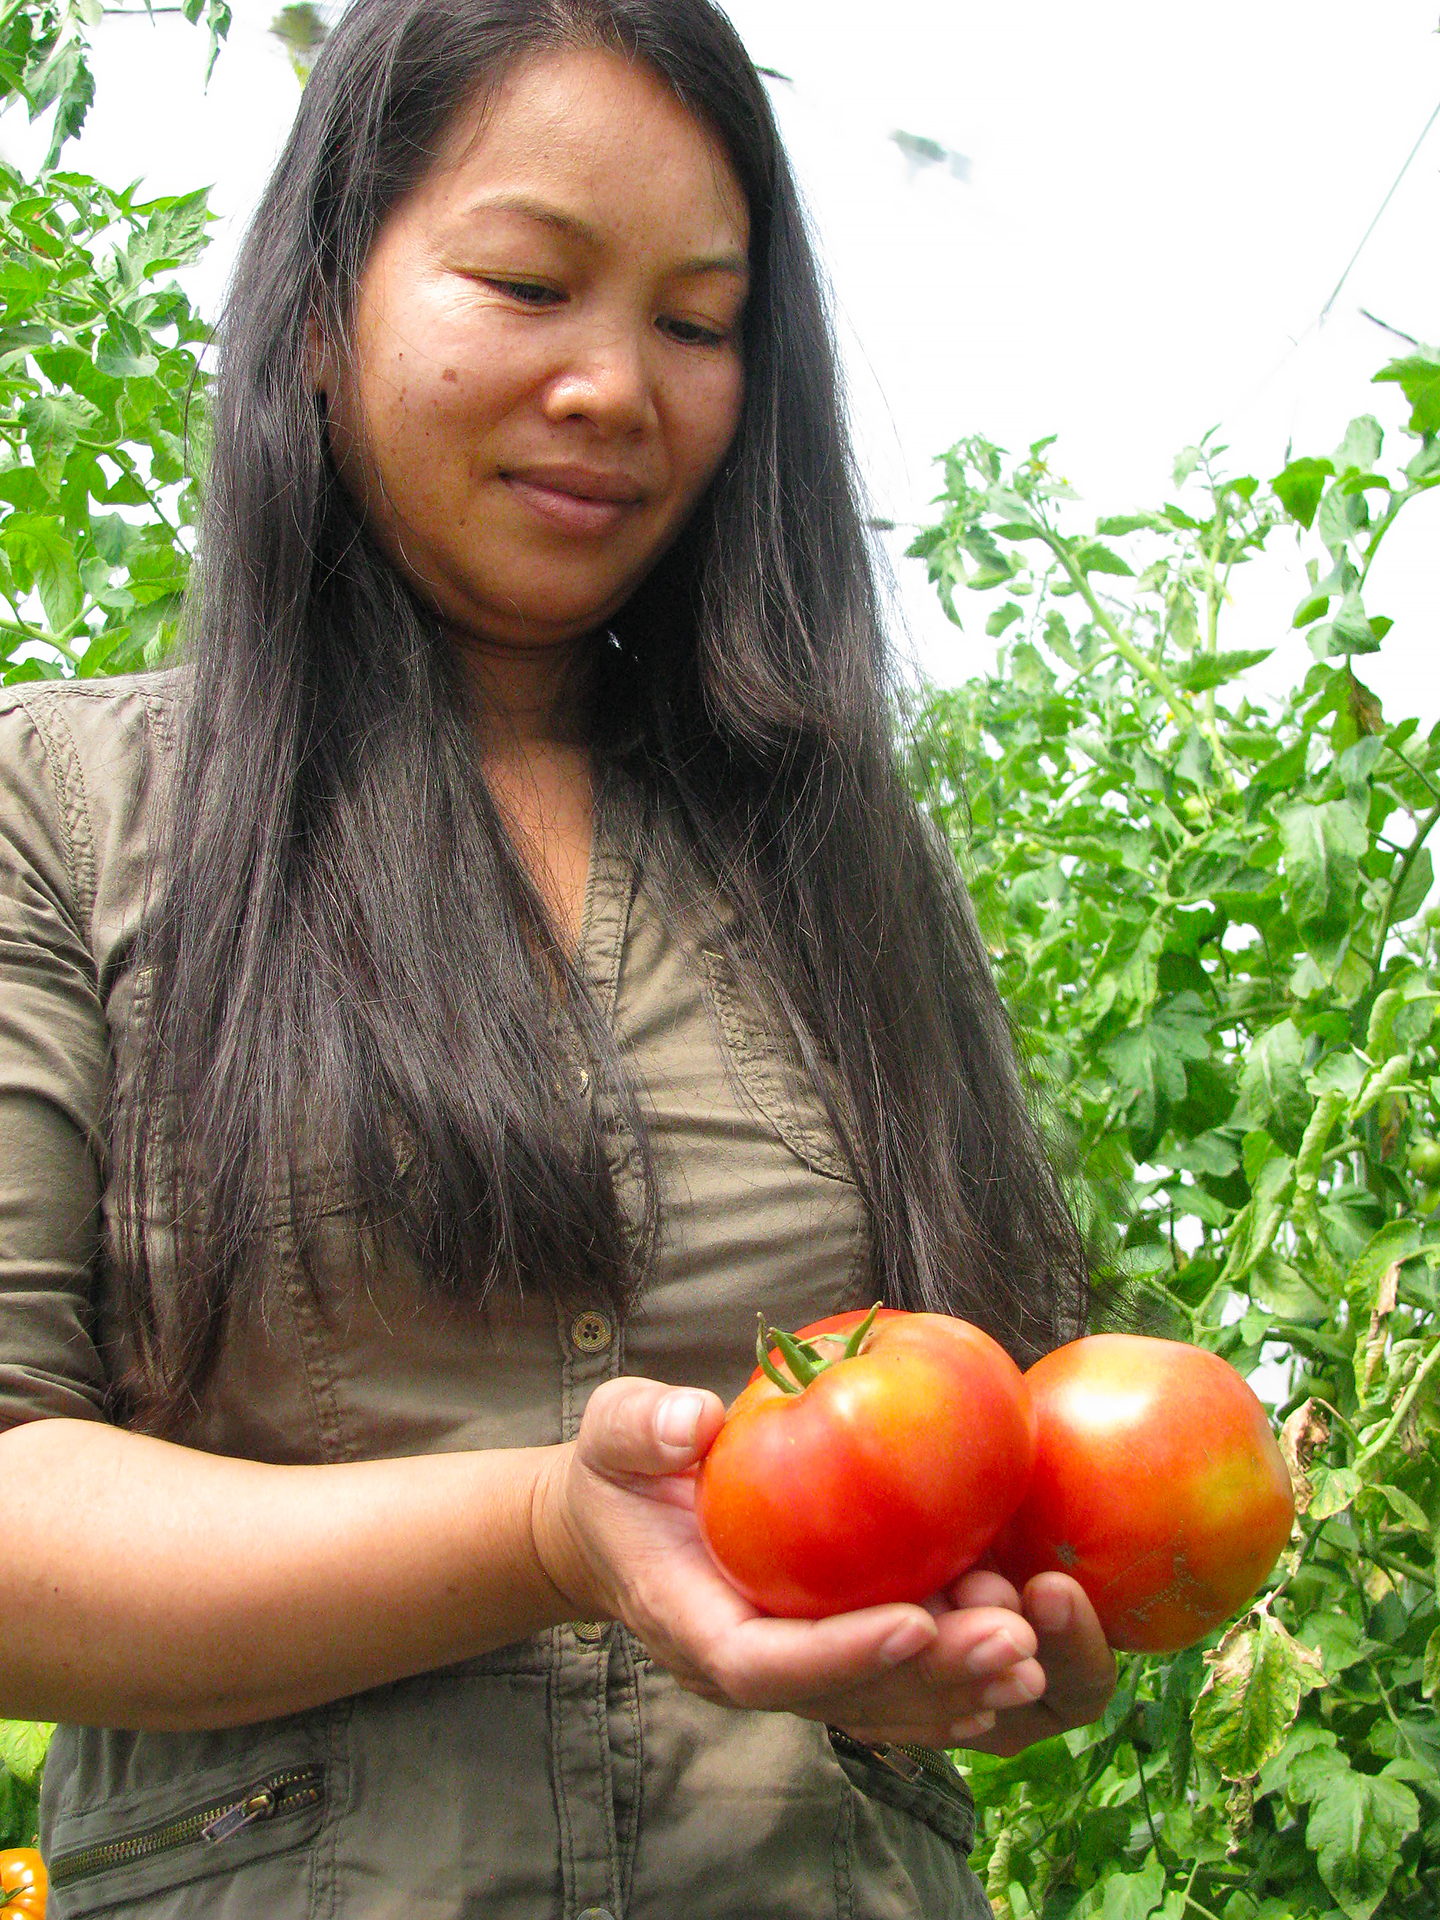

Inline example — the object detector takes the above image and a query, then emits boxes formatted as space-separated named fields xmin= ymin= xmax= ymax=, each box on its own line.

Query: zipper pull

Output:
xmin=202 ymin=1786 xmax=277 ymax=1845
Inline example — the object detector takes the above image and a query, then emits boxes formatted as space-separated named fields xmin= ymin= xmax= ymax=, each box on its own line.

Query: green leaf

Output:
xmin=1240 ymin=1020 xmax=1307 ymax=1135
xmin=1070 ymin=538 xmax=1134 ymax=578
xmin=1371 ymin=1482 xmax=1431 ymax=1530
xmin=4 ymin=514 xmax=81 ymax=632
xmin=1306 ymin=1762 xmax=1419 ymax=1920
xmin=1307 ymin=1465 xmax=1363 ymax=1519
xmin=1279 ymin=799 xmax=1367 ymax=952
xmin=1220 ymin=1152 xmax=1295 ymax=1286
xmin=18 ymin=389 xmax=101 ymax=489
xmin=1333 ymin=415 xmax=1383 ymax=474
xmin=1424 ymin=1623 xmax=1440 ymax=1700
xmin=0 ymin=1719 xmax=53 ymax=1789
xmin=1392 ymin=845 xmax=1434 ymax=923
xmin=1272 ymin=456 xmax=1334 ymax=529
xmin=1374 ymin=349 xmax=1440 ymax=437
xmin=1179 ymin=648 xmax=1272 ymax=692
xmin=1082 ymin=1855 xmax=1166 ymax=1920
xmin=986 ymin=600 xmax=1023 ymax=638
xmin=1192 ymin=1610 xmax=1323 ymax=1780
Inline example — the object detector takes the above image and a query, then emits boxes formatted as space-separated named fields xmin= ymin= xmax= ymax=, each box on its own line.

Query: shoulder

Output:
xmin=0 ymin=666 xmax=188 ymax=970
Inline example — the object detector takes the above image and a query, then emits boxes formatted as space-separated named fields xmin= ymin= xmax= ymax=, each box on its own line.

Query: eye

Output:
xmin=657 ymin=315 xmax=731 ymax=348
xmin=486 ymin=278 xmax=564 ymax=308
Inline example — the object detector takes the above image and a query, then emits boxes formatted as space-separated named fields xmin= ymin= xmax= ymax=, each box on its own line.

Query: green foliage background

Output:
xmin=0 ymin=7 xmax=1437 ymax=1916
xmin=906 ymin=368 xmax=1440 ymax=1915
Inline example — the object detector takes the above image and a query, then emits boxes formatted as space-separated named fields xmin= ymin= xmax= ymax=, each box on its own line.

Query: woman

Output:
xmin=0 ymin=0 xmax=1116 ymax=1912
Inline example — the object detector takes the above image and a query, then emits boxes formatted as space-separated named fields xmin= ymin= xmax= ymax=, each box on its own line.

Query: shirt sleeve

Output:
xmin=0 ymin=693 xmax=111 ymax=1426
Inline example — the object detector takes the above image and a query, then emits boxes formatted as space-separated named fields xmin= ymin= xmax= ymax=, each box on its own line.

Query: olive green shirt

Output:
xmin=0 ymin=672 xmax=989 ymax=1918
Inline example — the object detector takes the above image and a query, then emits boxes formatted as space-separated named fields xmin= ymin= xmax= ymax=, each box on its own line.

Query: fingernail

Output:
xmin=879 ymin=1618 xmax=934 ymax=1667
xmin=656 ymin=1392 xmax=706 ymax=1448
xmin=964 ymin=1630 xmax=1024 ymax=1676
xmin=982 ymin=1666 xmax=1044 ymax=1709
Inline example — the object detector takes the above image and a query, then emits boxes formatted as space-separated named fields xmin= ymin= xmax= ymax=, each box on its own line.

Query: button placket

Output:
xmin=548 ymin=770 xmax=638 ymax=1920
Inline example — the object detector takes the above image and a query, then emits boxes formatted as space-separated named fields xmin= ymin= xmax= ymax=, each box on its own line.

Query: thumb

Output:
xmin=577 ymin=1376 xmax=727 ymax=1480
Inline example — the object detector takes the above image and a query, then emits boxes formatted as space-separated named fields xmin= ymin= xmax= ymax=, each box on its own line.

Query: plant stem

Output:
xmin=1358 ymin=1336 xmax=1440 ymax=1462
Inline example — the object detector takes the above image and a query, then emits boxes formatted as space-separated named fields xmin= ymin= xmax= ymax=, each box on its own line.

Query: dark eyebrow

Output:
xmin=465 ymin=193 xmax=749 ymax=279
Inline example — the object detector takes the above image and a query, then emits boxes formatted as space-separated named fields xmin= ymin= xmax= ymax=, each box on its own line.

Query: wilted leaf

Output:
xmin=1278 ymin=1399 xmax=1329 ymax=1513
xmin=1307 ymin=1465 xmax=1363 ymax=1519
xmin=1192 ymin=1610 xmax=1323 ymax=1780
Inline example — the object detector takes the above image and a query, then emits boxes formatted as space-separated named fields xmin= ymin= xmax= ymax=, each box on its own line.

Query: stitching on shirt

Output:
xmin=11 ymin=688 xmax=99 ymax=949
xmin=698 ymin=947 xmax=852 ymax=1182
xmin=832 ymin=1757 xmax=855 ymax=1920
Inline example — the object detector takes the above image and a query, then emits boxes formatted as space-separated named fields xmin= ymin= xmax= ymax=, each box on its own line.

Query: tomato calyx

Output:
xmin=754 ymin=1301 xmax=882 ymax=1395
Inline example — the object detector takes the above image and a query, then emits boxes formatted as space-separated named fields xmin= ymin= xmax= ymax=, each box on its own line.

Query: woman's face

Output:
xmin=323 ymin=46 xmax=751 ymax=656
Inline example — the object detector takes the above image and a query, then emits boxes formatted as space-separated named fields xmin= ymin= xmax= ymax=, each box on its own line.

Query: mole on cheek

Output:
xmin=443 ymin=367 xmax=459 ymax=384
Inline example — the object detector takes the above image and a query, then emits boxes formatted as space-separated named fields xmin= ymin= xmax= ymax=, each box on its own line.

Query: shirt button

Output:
xmin=576 ymin=1910 xmax=615 ymax=1920
xmin=570 ymin=1308 xmax=613 ymax=1354
xmin=572 ymin=1619 xmax=608 ymax=1644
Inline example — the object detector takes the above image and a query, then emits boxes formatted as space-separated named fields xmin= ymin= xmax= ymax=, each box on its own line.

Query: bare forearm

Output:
xmin=1 ymin=1418 xmax=577 ymax=1731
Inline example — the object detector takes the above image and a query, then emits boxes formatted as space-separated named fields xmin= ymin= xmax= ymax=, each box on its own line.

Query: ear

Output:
xmin=305 ymin=309 xmax=340 ymax=406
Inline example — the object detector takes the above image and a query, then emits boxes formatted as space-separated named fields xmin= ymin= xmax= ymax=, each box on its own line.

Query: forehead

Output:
xmin=417 ymin=44 xmax=750 ymax=251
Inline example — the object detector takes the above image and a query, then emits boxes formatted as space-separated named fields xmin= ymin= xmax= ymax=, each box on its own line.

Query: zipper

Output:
xmin=47 ymin=1763 xmax=324 ymax=1891
xmin=828 ymin=1728 xmax=972 ymax=1806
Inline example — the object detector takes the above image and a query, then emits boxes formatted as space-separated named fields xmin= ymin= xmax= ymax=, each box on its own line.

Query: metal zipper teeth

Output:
xmin=47 ymin=1764 xmax=325 ymax=1890
xmin=830 ymin=1729 xmax=970 ymax=1803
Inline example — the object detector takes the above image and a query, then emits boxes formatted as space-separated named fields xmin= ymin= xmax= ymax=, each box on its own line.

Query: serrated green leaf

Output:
xmin=0 ymin=1719 xmax=53 ymax=1788
xmin=1179 ymin=648 xmax=1272 ymax=693
xmin=1306 ymin=1763 xmax=1419 ymax=1920
xmin=986 ymin=599 xmax=1023 ymax=638
xmin=4 ymin=514 xmax=81 ymax=632
xmin=1424 ymin=1623 xmax=1440 ymax=1700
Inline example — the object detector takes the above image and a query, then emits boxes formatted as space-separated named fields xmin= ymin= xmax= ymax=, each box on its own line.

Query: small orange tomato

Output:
xmin=0 ymin=1847 xmax=48 ymax=1918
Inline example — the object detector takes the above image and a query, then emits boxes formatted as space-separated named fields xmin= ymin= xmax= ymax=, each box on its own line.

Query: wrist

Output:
xmin=528 ymin=1442 xmax=604 ymax=1622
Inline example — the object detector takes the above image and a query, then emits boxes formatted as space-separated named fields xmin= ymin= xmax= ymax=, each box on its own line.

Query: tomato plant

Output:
xmin=0 ymin=1848 xmax=46 ymax=1919
xmin=993 ymin=1335 xmax=1294 ymax=1651
xmin=695 ymin=1305 xmax=1037 ymax=1617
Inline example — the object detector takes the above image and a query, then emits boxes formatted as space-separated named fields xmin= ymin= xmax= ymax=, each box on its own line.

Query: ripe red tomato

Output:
xmin=992 ymin=1334 xmax=1295 ymax=1652
xmin=0 ymin=1848 xmax=48 ymax=1919
xmin=695 ymin=1306 xmax=1037 ymax=1617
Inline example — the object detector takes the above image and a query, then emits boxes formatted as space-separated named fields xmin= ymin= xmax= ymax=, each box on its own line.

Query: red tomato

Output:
xmin=992 ymin=1334 xmax=1295 ymax=1652
xmin=695 ymin=1307 xmax=1037 ymax=1617
xmin=0 ymin=1848 xmax=47 ymax=1919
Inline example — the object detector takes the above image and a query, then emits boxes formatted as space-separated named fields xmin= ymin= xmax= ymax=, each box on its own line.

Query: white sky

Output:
xmin=3 ymin=0 xmax=1437 ymax=723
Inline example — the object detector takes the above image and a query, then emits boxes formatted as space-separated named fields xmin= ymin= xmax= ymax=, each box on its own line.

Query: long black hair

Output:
xmin=112 ymin=0 xmax=1089 ymax=1435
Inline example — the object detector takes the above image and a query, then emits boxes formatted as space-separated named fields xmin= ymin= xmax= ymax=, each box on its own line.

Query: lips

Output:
xmin=504 ymin=463 xmax=647 ymax=504
xmin=501 ymin=463 xmax=648 ymax=537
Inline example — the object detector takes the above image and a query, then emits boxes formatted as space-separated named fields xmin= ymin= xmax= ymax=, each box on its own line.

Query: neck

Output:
xmin=452 ymin=627 xmax=595 ymax=756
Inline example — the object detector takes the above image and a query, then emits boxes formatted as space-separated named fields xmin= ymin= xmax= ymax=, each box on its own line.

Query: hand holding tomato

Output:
xmin=530 ymin=1371 xmax=1067 ymax=1751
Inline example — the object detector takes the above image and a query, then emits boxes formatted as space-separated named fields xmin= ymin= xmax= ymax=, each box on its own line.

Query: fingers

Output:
xmin=576 ymin=1376 xmax=727 ymax=1482
xmin=1021 ymin=1573 xmax=1118 ymax=1727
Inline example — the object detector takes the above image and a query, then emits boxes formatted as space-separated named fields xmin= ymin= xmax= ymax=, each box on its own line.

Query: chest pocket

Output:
xmin=699 ymin=947 xmax=855 ymax=1185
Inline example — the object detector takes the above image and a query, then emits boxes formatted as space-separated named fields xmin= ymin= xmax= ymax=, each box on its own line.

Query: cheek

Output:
xmin=675 ymin=359 xmax=745 ymax=489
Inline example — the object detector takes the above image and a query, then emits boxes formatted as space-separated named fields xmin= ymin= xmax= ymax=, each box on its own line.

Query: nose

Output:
xmin=542 ymin=318 xmax=659 ymax=437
